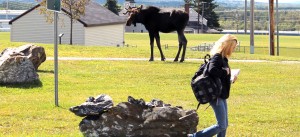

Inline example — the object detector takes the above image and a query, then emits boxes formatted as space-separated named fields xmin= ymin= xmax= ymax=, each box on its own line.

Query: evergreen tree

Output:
xmin=104 ymin=0 xmax=121 ymax=15
xmin=204 ymin=0 xmax=220 ymax=28
xmin=188 ymin=0 xmax=220 ymax=29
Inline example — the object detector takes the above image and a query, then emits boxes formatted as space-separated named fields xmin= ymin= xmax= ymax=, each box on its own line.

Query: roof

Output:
xmin=9 ymin=2 xmax=126 ymax=27
xmin=77 ymin=2 xmax=125 ymax=27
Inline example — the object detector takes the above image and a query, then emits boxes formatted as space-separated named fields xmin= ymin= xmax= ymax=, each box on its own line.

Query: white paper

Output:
xmin=230 ymin=69 xmax=240 ymax=83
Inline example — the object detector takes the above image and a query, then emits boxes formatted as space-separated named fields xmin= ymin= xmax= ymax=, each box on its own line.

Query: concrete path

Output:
xmin=46 ymin=57 xmax=300 ymax=64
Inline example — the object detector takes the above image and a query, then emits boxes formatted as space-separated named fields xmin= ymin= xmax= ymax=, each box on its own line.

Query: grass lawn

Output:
xmin=1 ymin=32 xmax=300 ymax=61
xmin=0 ymin=32 xmax=299 ymax=136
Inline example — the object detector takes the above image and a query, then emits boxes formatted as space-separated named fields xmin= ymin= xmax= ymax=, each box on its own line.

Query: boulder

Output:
xmin=0 ymin=44 xmax=46 ymax=84
xmin=70 ymin=94 xmax=114 ymax=117
xmin=70 ymin=95 xmax=198 ymax=137
xmin=0 ymin=56 xmax=38 ymax=84
xmin=0 ymin=44 xmax=46 ymax=70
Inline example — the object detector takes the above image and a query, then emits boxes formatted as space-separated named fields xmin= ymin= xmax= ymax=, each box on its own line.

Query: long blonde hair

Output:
xmin=210 ymin=34 xmax=238 ymax=58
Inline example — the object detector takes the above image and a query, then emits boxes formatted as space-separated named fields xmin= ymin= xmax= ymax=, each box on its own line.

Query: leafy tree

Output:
xmin=186 ymin=0 xmax=220 ymax=29
xmin=62 ymin=0 xmax=90 ymax=45
xmin=104 ymin=0 xmax=121 ymax=15
xmin=37 ymin=0 xmax=90 ymax=45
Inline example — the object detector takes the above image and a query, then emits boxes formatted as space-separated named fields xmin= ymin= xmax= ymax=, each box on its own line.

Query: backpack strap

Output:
xmin=204 ymin=54 xmax=211 ymax=63
xmin=196 ymin=102 xmax=201 ymax=110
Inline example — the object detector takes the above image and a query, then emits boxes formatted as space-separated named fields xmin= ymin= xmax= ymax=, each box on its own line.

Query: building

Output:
xmin=187 ymin=8 xmax=208 ymax=33
xmin=0 ymin=10 xmax=25 ymax=31
xmin=9 ymin=2 xmax=126 ymax=46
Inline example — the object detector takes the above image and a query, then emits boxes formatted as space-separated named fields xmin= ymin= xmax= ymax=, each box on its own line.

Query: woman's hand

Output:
xmin=232 ymin=75 xmax=238 ymax=83
xmin=225 ymin=68 xmax=230 ymax=75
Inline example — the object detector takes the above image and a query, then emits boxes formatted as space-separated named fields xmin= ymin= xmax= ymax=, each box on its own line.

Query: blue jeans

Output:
xmin=193 ymin=98 xmax=228 ymax=137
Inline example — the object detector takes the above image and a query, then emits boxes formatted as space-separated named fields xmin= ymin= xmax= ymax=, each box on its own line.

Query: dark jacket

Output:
xmin=208 ymin=53 xmax=231 ymax=99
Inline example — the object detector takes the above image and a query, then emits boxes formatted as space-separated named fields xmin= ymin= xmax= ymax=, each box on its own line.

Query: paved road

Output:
xmin=46 ymin=57 xmax=300 ymax=64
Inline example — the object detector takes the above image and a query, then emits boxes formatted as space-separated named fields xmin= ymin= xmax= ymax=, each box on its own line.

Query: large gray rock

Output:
xmin=0 ymin=56 xmax=38 ymax=83
xmin=0 ymin=44 xmax=46 ymax=84
xmin=70 ymin=95 xmax=198 ymax=137
xmin=0 ymin=44 xmax=46 ymax=70
xmin=70 ymin=94 xmax=114 ymax=117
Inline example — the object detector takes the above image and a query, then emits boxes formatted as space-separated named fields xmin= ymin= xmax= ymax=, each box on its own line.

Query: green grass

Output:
xmin=0 ymin=32 xmax=300 ymax=136
xmin=1 ymin=32 xmax=300 ymax=61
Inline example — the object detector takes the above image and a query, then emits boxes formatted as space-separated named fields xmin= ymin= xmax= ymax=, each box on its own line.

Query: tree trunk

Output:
xmin=69 ymin=2 xmax=73 ymax=45
xmin=70 ymin=18 xmax=73 ymax=45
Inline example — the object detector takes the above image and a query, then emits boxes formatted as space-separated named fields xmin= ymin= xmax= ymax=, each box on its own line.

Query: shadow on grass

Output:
xmin=0 ymin=80 xmax=43 ymax=89
xmin=163 ymin=61 xmax=200 ymax=65
xmin=37 ymin=69 xmax=54 ymax=74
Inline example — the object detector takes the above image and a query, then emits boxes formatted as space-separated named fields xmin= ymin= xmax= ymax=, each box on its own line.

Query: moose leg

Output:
xmin=154 ymin=32 xmax=165 ymax=61
xmin=179 ymin=32 xmax=187 ymax=62
xmin=174 ymin=31 xmax=186 ymax=62
xmin=149 ymin=33 xmax=155 ymax=61
xmin=174 ymin=42 xmax=182 ymax=62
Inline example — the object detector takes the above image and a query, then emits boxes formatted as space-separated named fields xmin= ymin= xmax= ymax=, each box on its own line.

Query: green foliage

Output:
xmin=104 ymin=0 xmax=121 ymax=15
xmin=0 ymin=32 xmax=300 ymax=60
xmin=189 ymin=0 xmax=220 ymax=28
xmin=217 ymin=10 xmax=300 ymax=31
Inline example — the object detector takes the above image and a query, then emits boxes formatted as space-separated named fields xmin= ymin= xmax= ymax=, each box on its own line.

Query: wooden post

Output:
xmin=250 ymin=0 xmax=254 ymax=54
xmin=269 ymin=0 xmax=275 ymax=55
xmin=244 ymin=0 xmax=247 ymax=34
xmin=276 ymin=0 xmax=279 ymax=56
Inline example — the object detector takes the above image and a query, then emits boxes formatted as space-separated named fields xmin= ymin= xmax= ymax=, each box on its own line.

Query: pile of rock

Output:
xmin=0 ymin=44 xmax=46 ymax=84
xmin=70 ymin=94 xmax=199 ymax=137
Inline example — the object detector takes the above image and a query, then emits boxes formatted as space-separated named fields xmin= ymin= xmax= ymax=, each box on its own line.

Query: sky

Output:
xmin=254 ymin=0 xmax=300 ymax=3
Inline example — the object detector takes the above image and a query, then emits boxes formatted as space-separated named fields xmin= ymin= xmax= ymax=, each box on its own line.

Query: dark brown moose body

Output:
xmin=124 ymin=5 xmax=189 ymax=62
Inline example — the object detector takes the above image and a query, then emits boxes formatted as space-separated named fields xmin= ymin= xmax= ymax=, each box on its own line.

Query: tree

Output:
xmin=62 ymin=0 xmax=90 ymax=45
xmin=187 ymin=0 xmax=220 ymax=29
xmin=104 ymin=0 xmax=121 ymax=15
xmin=37 ymin=0 xmax=90 ymax=45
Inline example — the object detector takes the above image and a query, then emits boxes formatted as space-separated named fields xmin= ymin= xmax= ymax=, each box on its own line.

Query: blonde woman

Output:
xmin=188 ymin=34 xmax=238 ymax=137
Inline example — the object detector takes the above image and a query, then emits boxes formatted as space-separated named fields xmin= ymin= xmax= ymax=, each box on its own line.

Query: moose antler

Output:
xmin=123 ymin=11 xmax=129 ymax=15
xmin=123 ymin=6 xmax=134 ymax=15
xmin=123 ymin=5 xmax=143 ymax=15
xmin=138 ymin=5 xmax=143 ymax=10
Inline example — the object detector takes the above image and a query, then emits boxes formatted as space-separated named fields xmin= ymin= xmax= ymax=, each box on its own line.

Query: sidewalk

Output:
xmin=46 ymin=57 xmax=300 ymax=64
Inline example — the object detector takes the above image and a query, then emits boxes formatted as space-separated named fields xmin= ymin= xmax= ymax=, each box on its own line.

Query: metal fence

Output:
xmin=189 ymin=42 xmax=300 ymax=58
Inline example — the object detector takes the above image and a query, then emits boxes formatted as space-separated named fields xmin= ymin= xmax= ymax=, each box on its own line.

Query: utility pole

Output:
xmin=236 ymin=9 xmax=239 ymax=34
xmin=201 ymin=2 xmax=206 ymax=33
xmin=6 ymin=0 xmax=8 ymax=19
xmin=269 ymin=0 xmax=275 ymax=56
xmin=244 ymin=0 xmax=247 ymax=34
xmin=196 ymin=0 xmax=200 ymax=33
xmin=250 ymin=0 xmax=254 ymax=54
xmin=276 ymin=0 xmax=279 ymax=56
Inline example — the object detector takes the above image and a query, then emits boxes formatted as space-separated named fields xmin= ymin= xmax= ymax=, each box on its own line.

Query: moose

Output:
xmin=124 ymin=5 xmax=189 ymax=62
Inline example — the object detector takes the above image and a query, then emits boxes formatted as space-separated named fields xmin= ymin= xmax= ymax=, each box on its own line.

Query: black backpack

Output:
xmin=191 ymin=54 xmax=222 ymax=110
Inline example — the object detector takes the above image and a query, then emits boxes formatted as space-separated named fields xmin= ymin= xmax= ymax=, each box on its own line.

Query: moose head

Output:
xmin=123 ymin=5 xmax=143 ymax=27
